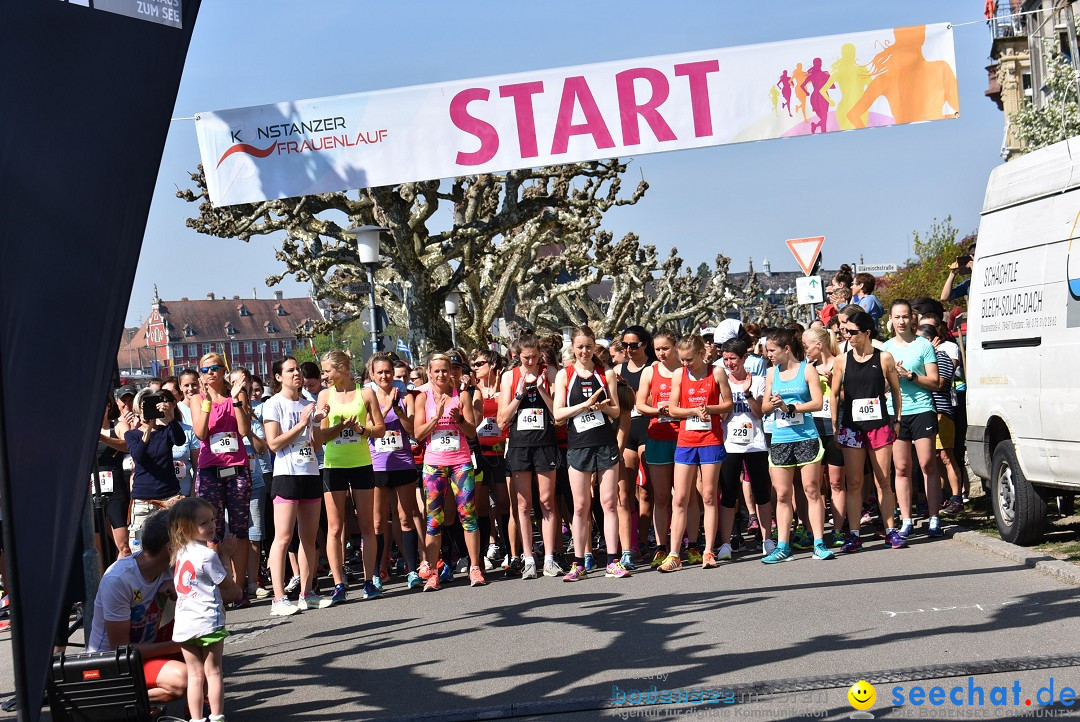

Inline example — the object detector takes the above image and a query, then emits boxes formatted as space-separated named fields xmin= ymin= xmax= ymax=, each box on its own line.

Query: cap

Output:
xmin=714 ymin=319 xmax=743 ymax=344
xmin=700 ymin=327 xmax=717 ymax=339
xmin=595 ymin=339 xmax=611 ymax=349
xmin=445 ymin=350 xmax=471 ymax=373
xmin=114 ymin=385 xmax=137 ymax=400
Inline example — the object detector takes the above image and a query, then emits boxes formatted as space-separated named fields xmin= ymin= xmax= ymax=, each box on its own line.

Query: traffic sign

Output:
xmin=786 ymin=236 xmax=824 ymax=276
xmin=796 ymin=275 xmax=824 ymax=305
xmin=856 ymin=263 xmax=898 ymax=275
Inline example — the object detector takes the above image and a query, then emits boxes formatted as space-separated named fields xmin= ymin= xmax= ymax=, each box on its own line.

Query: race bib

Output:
xmin=685 ymin=415 xmax=713 ymax=432
xmin=516 ymin=408 xmax=545 ymax=431
xmin=630 ymin=406 xmax=642 ymax=418
xmin=376 ymin=430 xmax=403 ymax=452
xmin=776 ymin=411 xmax=805 ymax=428
xmin=432 ymin=429 xmax=461 ymax=451
xmin=657 ymin=415 xmax=677 ymax=424
xmin=122 ymin=456 xmax=134 ymax=472
xmin=477 ymin=416 xmax=501 ymax=438
xmin=727 ymin=422 xmax=753 ymax=445
xmin=173 ymin=460 xmax=187 ymax=481
xmin=334 ymin=427 xmax=361 ymax=445
xmin=209 ymin=432 xmax=239 ymax=455
xmin=813 ymin=396 xmax=832 ymax=419
xmin=92 ymin=470 xmax=114 ymax=494
xmin=292 ymin=442 xmax=314 ymax=459
xmin=573 ymin=409 xmax=605 ymax=433
xmin=852 ymin=398 xmax=883 ymax=422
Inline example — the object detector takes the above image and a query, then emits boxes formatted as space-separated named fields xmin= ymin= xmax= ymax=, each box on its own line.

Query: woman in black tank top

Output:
xmin=615 ymin=325 xmax=654 ymax=570
xmin=831 ymin=309 xmax=905 ymax=552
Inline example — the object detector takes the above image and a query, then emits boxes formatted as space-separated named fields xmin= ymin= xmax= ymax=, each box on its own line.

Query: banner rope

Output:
xmin=949 ymin=8 xmax=1043 ymax=29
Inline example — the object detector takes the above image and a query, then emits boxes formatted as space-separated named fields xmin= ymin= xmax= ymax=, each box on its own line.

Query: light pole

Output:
xmin=444 ymin=291 xmax=461 ymax=348
xmin=345 ymin=225 xmax=387 ymax=356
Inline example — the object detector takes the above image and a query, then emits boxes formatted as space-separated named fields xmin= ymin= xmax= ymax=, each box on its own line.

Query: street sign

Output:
xmin=786 ymin=236 xmax=824 ymax=276
xmin=856 ymin=263 xmax=898 ymax=275
xmin=796 ymin=275 xmax=824 ymax=305
xmin=354 ymin=282 xmax=372 ymax=295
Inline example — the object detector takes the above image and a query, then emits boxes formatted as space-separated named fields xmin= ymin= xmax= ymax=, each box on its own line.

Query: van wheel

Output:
xmin=991 ymin=440 xmax=1046 ymax=546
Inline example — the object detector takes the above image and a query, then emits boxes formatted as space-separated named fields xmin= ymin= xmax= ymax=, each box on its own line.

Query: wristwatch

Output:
xmin=232 ymin=400 xmax=243 ymax=408
xmin=515 ymin=391 xmax=525 ymax=401
xmin=785 ymin=403 xmax=797 ymax=414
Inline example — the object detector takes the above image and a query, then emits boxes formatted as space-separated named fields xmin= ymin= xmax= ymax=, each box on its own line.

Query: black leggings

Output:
xmin=719 ymin=451 xmax=771 ymax=508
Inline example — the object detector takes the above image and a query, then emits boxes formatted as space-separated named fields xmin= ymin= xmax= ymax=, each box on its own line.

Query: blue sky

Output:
xmin=128 ymin=0 xmax=1004 ymax=325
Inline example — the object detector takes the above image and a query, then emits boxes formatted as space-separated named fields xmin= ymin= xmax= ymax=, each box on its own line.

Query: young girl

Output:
xmin=171 ymin=497 xmax=241 ymax=722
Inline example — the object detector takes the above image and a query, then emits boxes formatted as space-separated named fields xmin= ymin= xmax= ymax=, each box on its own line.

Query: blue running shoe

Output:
xmin=619 ymin=551 xmax=636 ymax=571
xmin=927 ymin=521 xmax=944 ymax=538
xmin=812 ymin=542 xmax=836 ymax=560
xmin=362 ymin=581 xmax=382 ymax=600
xmin=584 ymin=553 xmax=596 ymax=572
xmin=898 ymin=521 xmax=914 ymax=539
xmin=371 ymin=575 xmax=384 ymax=592
xmin=330 ymin=583 xmax=347 ymax=605
xmin=761 ymin=544 xmax=793 ymax=564
xmin=886 ymin=529 xmax=908 ymax=549
xmin=840 ymin=532 xmax=863 ymax=554
xmin=439 ymin=563 xmax=454 ymax=583
xmin=406 ymin=571 xmax=422 ymax=590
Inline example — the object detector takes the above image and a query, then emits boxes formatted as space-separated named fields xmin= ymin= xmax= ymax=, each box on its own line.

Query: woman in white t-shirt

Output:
xmin=261 ymin=357 xmax=328 ymax=616
xmin=718 ymin=338 xmax=774 ymax=558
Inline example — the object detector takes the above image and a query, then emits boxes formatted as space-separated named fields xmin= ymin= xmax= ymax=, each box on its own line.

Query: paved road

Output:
xmin=3 ymin=527 xmax=1079 ymax=721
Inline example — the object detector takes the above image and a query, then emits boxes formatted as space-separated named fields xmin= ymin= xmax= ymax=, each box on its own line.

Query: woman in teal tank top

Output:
xmin=318 ymin=350 xmax=385 ymax=603
xmin=761 ymin=329 xmax=833 ymax=563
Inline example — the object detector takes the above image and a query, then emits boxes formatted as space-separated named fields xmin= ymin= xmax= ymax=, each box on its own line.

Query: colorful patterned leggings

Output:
xmin=195 ymin=466 xmax=252 ymax=542
xmin=422 ymin=463 xmax=477 ymax=536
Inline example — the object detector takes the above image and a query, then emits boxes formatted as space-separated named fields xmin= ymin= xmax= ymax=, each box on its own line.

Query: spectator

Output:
xmin=852 ymin=272 xmax=885 ymax=323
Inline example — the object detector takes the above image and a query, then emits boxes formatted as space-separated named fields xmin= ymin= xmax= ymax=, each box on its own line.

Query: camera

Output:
xmin=141 ymin=392 xmax=167 ymax=420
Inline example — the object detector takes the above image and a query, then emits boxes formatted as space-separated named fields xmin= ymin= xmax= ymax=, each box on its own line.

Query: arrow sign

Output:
xmin=796 ymin=275 xmax=824 ymax=304
xmin=786 ymin=236 xmax=824 ymax=276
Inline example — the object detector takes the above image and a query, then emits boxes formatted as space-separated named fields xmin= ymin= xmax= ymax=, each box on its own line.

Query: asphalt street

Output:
xmin=3 ymin=528 xmax=1079 ymax=721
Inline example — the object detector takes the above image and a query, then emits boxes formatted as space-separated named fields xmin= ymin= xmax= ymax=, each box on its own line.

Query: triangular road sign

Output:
xmin=786 ymin=236 xmax=824 ymax=276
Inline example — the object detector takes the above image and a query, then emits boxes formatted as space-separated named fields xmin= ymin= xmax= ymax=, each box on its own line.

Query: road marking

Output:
xmin=880 ymin=601 xmax=1030 ymax=618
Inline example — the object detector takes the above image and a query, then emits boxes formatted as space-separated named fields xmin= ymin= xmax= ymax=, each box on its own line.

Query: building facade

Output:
xmin=118 ymin=288 xmax=323 ymax=380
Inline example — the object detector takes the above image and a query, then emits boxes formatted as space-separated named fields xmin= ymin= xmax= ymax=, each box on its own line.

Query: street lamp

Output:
xmin=345 ymin=224 xmax=387 ymax=356
xmin=444 ymin=290 xmax=462 ymax=348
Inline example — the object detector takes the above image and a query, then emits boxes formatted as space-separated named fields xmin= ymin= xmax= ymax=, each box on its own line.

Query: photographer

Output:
xmin=941 ymin=243 xmax=975 ymax=304
xmin=126 ymin=389 xmax=186 ymax=537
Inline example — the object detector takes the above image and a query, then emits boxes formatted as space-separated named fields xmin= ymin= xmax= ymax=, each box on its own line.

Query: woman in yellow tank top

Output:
xmin=318 ymin=350 xmax=385 ymax=603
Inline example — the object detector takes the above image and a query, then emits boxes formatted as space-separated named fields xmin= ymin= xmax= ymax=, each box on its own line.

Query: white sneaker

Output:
xmin=283 ymin=575 xmax=301 ymax=594
xmin=483 ymin=556 xmax=494 ymax=572
xmin=501 ymin=554 xmax=510 ymax=570
xmin=254 ymin=586 xmax=272 ymax=600
xmin=486 ymin=543 xmax=500 ymax=561
xmin=270 ymin=597 xmax=301 ymax=617
xmin=543 ymin=559 xmax=565 ymax=577
xmin=297 ymin=592 xmax=332 ymax=610
xmin=762 ymin=539 xmax=777 ymax=556
xmin=521 ymin=559 xmax=537 ymax=579
xmin=718 ymin=543 xmax=732 ymax=561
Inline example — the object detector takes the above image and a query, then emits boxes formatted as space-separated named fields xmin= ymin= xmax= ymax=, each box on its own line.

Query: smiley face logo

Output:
xmin=848 ymin=680 xmax=876 ymax=710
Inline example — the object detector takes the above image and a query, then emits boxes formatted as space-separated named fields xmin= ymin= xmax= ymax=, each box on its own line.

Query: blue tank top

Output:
xmin=770 ymin=361 xmax=820 ymax=445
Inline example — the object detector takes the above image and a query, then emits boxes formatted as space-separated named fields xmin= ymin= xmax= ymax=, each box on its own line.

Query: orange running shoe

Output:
xmin=469 ymin=566 xmax=487 ymax=587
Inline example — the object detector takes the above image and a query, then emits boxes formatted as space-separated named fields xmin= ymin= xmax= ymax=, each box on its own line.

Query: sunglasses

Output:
xmin=472 ymin=360 xmax=488 ymax=367
xmin=623 ymin=341 xmax=642 ymax=350
xmin=200 ymin=364 xmax=223 ymax=374
xmin=839 ymin=327 xmax=861 ymax=336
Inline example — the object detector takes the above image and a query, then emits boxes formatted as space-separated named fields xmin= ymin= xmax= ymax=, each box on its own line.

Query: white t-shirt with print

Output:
xmin=261 ymin=393 xmax=319 ymax=477
xmin=723 ymin=374 xmax=768 ymax=454
xmin=87 ymin=554 xmax=170 ymax=653
xmin=172 ymin=542 xmax=227 ymax=642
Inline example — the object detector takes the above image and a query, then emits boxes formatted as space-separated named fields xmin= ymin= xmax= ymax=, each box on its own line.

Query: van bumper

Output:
xmin=967 ymin=425 xmax=989 ymax=480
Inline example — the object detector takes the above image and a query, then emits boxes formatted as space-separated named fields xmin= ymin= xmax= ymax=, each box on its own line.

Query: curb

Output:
xmin=949 ymin=527 xmax=1080 ymax=586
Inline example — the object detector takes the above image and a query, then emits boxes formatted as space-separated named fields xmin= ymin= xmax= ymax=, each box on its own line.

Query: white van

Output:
xmin=966 ymin=136 xmax=1080 ymax=545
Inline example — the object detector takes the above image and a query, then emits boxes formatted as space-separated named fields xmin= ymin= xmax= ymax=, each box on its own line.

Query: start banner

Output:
xmin=196 ymin=23 xmax=958 ymax=207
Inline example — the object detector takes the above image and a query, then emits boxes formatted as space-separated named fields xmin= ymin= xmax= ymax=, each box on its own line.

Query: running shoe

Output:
xmin=417 ymin=560 xmax=433 ymax=580
xmin=717 ymin=543 xmax=732 ymax=562
xmin=0 ymin=620 xmax=10 ymax=632
xmin=330 ymin=583 xmax=347 ymax=605
xmin=456 ymin=557 xmax=471 ymax=574
xmin=941 ymin=498 xmax=965 ymax=516
xmin=702 ymin=551 xmax=718 ymax=569
xmin=486 ymin=543 xmax=500 ymax=562
xmin=270 ymin=596 xmax=301 ymax=617
xmin=423 ymin=573 xmax=439 ymax=592
xmin=658 ymin=554 xmax=682 ymax=573
xmin=506 ymin=556 xmax=525 ymax=576
xmin=583 ymin=553 xmax=596 ymax=572
xmin=230 ymin=590 xmax=251 ymax=610
xmin=254 ymin=586 xmax=272 ymax=600
xmin=898 ymin=521 xmax=915 ymax=539
xmin=619 ymin=551 xmax=636 ymax=571
xmin=840 ymin=532 xmax=863 ymax=554
xmin=362 ymin=582 xmax=382 ymax=600
xmin=650 ymin=549 xmax=668 ymax=569
xmin=406 ymin=571 xmax=422 ymax=590
xmin=812 ymin=541 xmax=836 ymax=561
xmin=371 ymin=575 xmax=384 ymax=592
xmin=605 ymin=561 xmax=631 ymax=578
xmin=686 ymin=546 xmax=703 ymax=565
xmin=927 ymin=521 xmax=944 ymax=538
xmin=298 ymin=592 xmax=333 ymax=610
xmin=761 ymin=544 xmax=793 ymax=564
xmin=543 ymin=559 xmax=565 ymax=577
xmin=470 ymin=566 xmax=487 ymax=587
xmin=762 ymin=539 xmax=777 ymax=556
xmin=501 ymin=554 xmax=511 ymax=570
xmin=885 ymin=529 xmax=908 ymax=549
xmin=521 ymin=559 xmax=537 ymax=579
xmin=730 ymin=532 xmax=745 ymax=552
xmin=283 ymin=575 xmax=301 ymax=594
xmin=791 ymin=527 xmax=813 ymax=551
xmin=563 ymin=562 xmax=586 ymax=582
xmin=747 ymin=515 xmax=760 ymax=533
xmin=439 ymin=563 xmax=454 ymax=583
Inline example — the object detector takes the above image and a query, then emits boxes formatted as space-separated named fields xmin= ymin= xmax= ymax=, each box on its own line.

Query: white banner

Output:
xmin=196 ymin=24 xmax=958 ymax=207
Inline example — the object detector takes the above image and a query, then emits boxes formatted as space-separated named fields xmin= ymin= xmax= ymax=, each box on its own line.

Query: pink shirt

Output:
xmin=198 ymin=397 xmax=247 ymax=469
xmin=423 ymin=387 xmax=473 ymax=467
